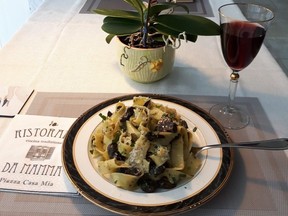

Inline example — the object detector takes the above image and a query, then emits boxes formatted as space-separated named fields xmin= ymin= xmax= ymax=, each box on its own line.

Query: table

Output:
xmin=0 ymin=0 xmax=287 ymax=215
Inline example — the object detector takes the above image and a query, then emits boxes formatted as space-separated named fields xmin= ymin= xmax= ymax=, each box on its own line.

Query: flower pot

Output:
xmin=116 ymin=38 xmax=175 ymax=83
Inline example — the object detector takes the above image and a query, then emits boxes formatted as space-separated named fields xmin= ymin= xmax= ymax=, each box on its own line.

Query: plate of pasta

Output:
xmin=62 ymin=94 xmax=233 ymax=215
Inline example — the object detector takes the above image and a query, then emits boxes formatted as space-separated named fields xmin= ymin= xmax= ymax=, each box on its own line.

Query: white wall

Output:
xmin=0 ymin=0 xmax=44 ymax=48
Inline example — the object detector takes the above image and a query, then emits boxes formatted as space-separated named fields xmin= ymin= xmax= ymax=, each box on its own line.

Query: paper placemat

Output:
xmin=25 ymin=92 xmax=277 ymax=142
xmin=80 ymin=0 xmax=214 ymax=17
xmin=0 ymin=92 xmax=287 ymax=216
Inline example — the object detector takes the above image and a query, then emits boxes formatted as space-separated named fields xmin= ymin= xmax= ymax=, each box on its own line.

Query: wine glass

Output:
xmin=209 ymin=3 xmax=274 ymax=129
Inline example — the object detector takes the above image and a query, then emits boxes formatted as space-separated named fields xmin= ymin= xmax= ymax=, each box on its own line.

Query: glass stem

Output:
xmin=228 ymin=71 xmax=240 ymax=108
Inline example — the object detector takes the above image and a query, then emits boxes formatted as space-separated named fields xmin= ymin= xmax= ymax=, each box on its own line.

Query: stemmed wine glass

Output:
xmin=210 ymin=3 xmax=274 ymax=129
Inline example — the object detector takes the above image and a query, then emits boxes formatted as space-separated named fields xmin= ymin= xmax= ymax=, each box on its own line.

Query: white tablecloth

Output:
xmin=0 ymin=0 xmax=287 ymax=140
xmin=0 ymin=1 xmax=288 ymax=215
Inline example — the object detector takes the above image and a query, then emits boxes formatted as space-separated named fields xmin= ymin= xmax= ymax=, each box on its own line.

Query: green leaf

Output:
xmin=93 ymin=9 xmax=140 ymax=20
xmin=105 ymin=34 xmax=115 ymax=44
xmin=153 ymin=24 xmax=198 ymax=42
xmin=149 ymin=3 xmax=189 ymax=16
xmin=124 ymin=0 xmax=145 ymax=11
xmin=102 ymin=17 xmax=142 ymax=35
xmin=155 ymin=15 xmax=220 ymax=36
xmin=123 ymin=0 xmax=145 ymax=22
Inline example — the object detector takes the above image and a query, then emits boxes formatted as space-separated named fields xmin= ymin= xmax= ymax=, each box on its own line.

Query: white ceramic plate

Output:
xmin=62 ymin=94 xmax=233 ymax=215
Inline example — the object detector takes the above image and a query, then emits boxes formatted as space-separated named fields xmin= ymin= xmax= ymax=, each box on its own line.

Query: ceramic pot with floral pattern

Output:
xmin=116 ymin=38 xmax=175 ymax=83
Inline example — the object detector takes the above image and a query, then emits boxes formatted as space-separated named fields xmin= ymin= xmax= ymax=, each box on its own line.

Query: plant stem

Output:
xmin=142 ymin=0 xmax=152 ymax=47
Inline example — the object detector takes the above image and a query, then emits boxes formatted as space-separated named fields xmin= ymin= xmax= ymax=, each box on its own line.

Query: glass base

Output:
xmin=209 ymin=104 xmax=250 ymax=130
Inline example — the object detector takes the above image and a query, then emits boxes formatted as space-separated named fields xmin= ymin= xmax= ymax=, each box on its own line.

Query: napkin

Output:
xmin=0 ymin=114 xmax=78 ymax=196
xmin=0 ymin=86 xmax=34 ymax=117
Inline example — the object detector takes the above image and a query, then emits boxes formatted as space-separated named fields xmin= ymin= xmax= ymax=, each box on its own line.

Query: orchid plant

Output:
xmin=94 ymin=0 xmax=220 ymax=48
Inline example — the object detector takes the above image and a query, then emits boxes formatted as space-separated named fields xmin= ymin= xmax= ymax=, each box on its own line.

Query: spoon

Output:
xmin=190 ymin=138 xmax=288 ymax=157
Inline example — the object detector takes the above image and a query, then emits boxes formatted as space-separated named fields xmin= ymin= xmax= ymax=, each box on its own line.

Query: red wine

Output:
xmin=221 ymin=21 xmax=266 ymax=71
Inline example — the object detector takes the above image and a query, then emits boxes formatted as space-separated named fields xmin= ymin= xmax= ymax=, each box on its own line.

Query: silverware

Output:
xmin=190 ymin=138 xmax=288 ymax=157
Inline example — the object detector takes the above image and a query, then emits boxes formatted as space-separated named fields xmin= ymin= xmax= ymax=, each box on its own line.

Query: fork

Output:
xmin=190 ymin=138 xmax=288 ymax=157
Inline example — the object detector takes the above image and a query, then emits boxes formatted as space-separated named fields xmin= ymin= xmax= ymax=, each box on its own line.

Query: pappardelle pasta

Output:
xmin=89 ymin=96 xmax=202 ymax=193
